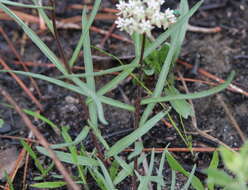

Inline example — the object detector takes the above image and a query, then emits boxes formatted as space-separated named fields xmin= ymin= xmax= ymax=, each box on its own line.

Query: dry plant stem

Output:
xmin=99 ymin=23 xmax=116 ymax=48
xmin=187 ymin=24 xmax=221 ymax=33
xmin=50 ymin=0 xmax=71 ymax=74
xmin=0 ymin=27 xmax=42 ymax=99
xmin=177 ymin=71 xmax=232 ymax=151
xmin=0 ymin=86 xmax=80 ymax=190
xmin=0 ymin=57 xmax=43 ymax=111
xmin=217 ymin=94 xmax=246 ymax=142
xmin=0 ymin=134 xmax=39 ymax=144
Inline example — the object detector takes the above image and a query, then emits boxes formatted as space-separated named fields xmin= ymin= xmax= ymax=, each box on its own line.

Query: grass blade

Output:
xmin=142 ymin=71 xmax=235 ymax=105
xmin=69 ymin=0 xmax=101 ymax=67
xmin=182 ymin=165 xmax=196 ymax=190
xmin=31 ymin=181 xmax=67 ymax=188
xmin=0 ymin=0 xmax=52 ymax=9
xmin=106 ymin=110 xmax=169 ymax=157
xmin=36 ymin=146 xmax=99 ymax=166
xmin=50 ymin=126 xmax=90 ymax=149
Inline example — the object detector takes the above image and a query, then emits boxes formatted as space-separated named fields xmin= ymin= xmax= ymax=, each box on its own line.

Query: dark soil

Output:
xmin=0 ymin=0 xmax=247 ymax=189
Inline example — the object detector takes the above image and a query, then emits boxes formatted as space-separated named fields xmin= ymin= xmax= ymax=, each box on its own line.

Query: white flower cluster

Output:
xmin=115 ymin=0 xmax=177 ymax=37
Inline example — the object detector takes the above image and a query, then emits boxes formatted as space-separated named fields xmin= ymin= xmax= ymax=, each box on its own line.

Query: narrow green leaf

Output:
xmin=31 ymin=181 xmax=67 ymax=188
xmin=106 ymin=110 xmax=169 ymax=157
xmin=23 ymin=109 xmax=60 ymax=135
xmin=182 ymin=164 xmax=196 ymax=190
xmin=128 ymin=141 xmax=143 ymax=160
xmin=157 ymin=150 xmax=167 ymax=190
xmin=142 ymin=72 xmax=235 ymax=105
xmin=97 ymin=158 xmax=116 ymax=190
xmin=69 ymin=0 xmax=101 ymax=66
xmin=36 ymin=146 xmax=99 ymax=166
xmin=50 ymin=126 xmax=89 ymax=149
xmin=170 ymin=170 xmax=176 ymax=190
xmin=58 ymin=63 xmax=139 ymax=79
xmin=0 ymin=0 xmax=52 ymax=9
xmin=114 ymin=157 xmax=134 ymax=185
xmin=21 ymin=140 xmax=46 ymax=175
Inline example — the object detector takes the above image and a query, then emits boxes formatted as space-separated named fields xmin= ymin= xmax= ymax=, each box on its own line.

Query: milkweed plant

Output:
xmin=0 ymin=0 xmax=235 ymax=189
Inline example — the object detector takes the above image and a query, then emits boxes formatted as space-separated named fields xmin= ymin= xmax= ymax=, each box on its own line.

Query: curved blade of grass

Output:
xmin=170 ymin=170 xmax=176 ymax=190
xmin=157 ymin=149 xmax=167 ymax=190
xmin=97 ymin=158 xmax=116 ymax=190
xmin=0 ymin=0 xmax=52 ymax=9
xmin=128 ymin=141 xmax=143 ymax=160
xmin=21 ymin=140 xmax=46 ymax=176
xmin=23 ymin=109 xmax=60 ymax=135
xmin=50 ymin=126 xmax=90 ymax=149
xmin=2 ymin=103 xmax=60 ymax=135
xmin=89 ymin=167 xmax=108 ymax=190
xmin=69 ymin=0 xmax=101 ymax=67
xmin=106 ymin=110 xmax=169 ymax=157
xmin=97 ymin=68 xmax=134 ymax=96
xmin=114 ymin=157 xmax=134 ymax=185
xmin=172 ymin=0 xmax=190 ymax=63
xmin=141 ymin=72 xmax=234 ymax=105
xmin=30 ymin=181 xmax=67 ymax=189
xmin=182 ymin=164 xmax=196 ymax=190
xmin=36 ymin=146 xmax=99 ymax=166
xmin=58 ymin=63 xmax=139 ymax=79
xmin=100 ymin=96 xmax=134 ymax=112
xmin=88 ymin=120 xmax=109 ymax=149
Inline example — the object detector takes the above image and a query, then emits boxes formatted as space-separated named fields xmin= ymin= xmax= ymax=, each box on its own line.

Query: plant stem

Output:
xmin=132 ymin=33 xmax=146 ymax=190
xmin=50 ymin=0 xmax=71 ymax=74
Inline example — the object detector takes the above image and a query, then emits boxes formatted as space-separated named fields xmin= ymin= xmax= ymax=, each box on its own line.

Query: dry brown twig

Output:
xmin=0 ymin=57 xmax=43 ymax=111
xmin=217 ymin=94 xmax=246 ymax=143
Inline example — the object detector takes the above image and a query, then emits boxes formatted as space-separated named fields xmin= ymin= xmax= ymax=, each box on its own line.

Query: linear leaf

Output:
xmin=142 ymin=72 xmax=235 ymax=105
xmin=36 ymin=146 xmax=99 ymax=166
xmin=106 ymin=110 xmax=169 ymax=157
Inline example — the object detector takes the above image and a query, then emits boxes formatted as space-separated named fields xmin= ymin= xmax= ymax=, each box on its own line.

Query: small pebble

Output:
xmin=65 ymin=96 xmax=79 ymax=104
xmin=0 ymin=123 xmax=12 ymax=134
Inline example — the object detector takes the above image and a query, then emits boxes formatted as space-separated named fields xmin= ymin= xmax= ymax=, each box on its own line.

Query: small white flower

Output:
xmin=165 ymin=8 xmax=177 ymax=23
xmin=115 ymin=0 xmax=177 ymax=36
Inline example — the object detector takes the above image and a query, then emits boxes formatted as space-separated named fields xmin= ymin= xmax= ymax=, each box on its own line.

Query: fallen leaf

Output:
xmin=0 ymin=147 xmax=19 ymax=180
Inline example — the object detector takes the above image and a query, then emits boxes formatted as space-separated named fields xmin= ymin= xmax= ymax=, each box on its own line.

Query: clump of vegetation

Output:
xmin=0 ymin=0 xmax=237 ymax=189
